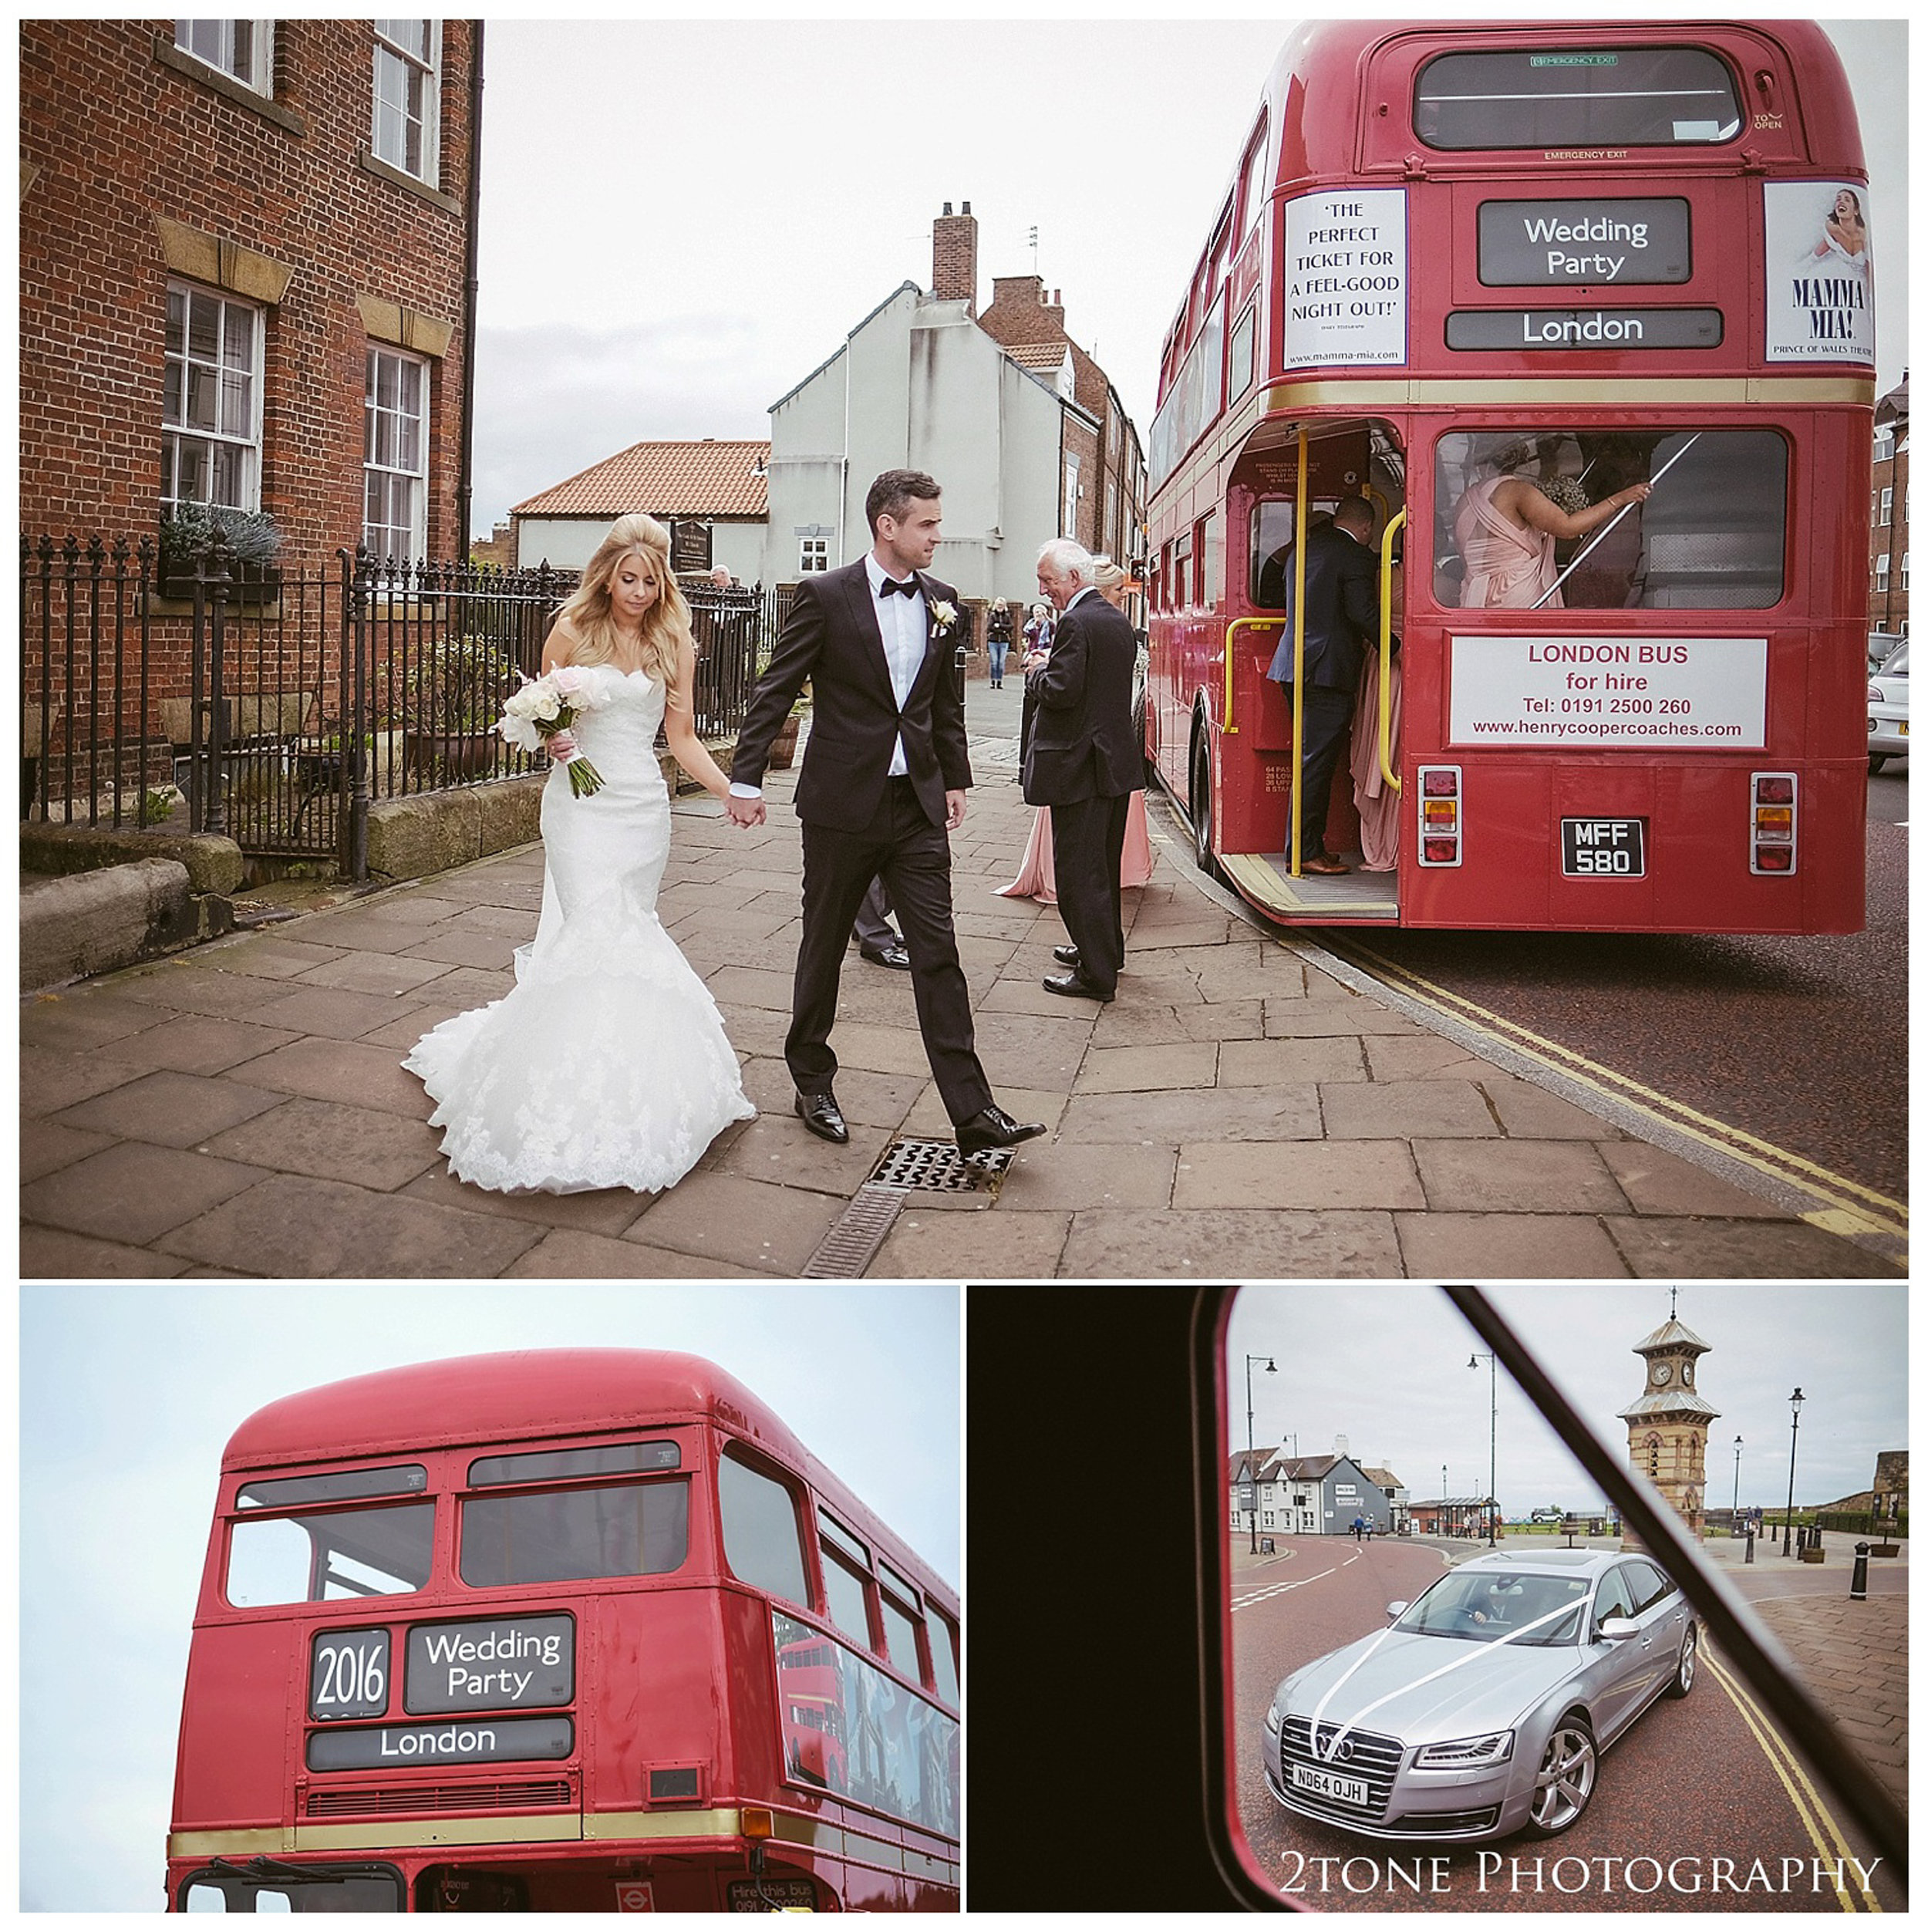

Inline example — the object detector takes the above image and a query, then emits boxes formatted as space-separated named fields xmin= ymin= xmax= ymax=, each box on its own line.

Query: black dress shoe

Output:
xmin=860 ymin=940 xmax=912 ymax=970
xmin=1043 ymin=969 xmax=1114 ymax=1002
xmin=794 ymin=1090 xmax=849 ymax=1144
xmin=954 ymin=1105 xmax=1047 ymax=1158
xmin=1053 ymin=943 xmax=1081 ymax=966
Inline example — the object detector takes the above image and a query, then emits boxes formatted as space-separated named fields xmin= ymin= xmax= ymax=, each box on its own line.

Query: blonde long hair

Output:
xmin=552 ymin=513 xmax=690 ymax=693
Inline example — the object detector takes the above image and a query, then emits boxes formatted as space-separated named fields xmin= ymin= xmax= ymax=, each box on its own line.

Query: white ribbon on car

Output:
xmin=1309 ymin=1585 xmax=1597 ymax=1763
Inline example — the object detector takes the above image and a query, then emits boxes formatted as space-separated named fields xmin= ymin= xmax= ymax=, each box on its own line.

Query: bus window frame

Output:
xmin=177 ymin=1859 xmax=408 ymax=1913
xmin=456 ymin=1467 xmax=694 ymax=1590
xmin=715 ymin=1437 xmax=814 ymax=1613
xmin=223 ymin=1495 xmax=438 ymax=1610
xmin=1425 ymin=422 xmax=1794 ymax=617
xmin=1410 ymin=42 xmax=1748 ymax=154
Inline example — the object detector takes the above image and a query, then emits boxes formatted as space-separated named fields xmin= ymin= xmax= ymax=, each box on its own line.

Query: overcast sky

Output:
xmin=1225 ymin=1284 xmax=1906 ymax=1516
xmin=467 ymin=15 xmax=1906 ymax=540
xmin=19 ymin=1282 xmax=958 ymax=1913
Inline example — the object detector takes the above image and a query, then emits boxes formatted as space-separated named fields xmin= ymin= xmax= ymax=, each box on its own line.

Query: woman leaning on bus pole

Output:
xmin=1454 ymin=447 xmax=1653 ymax=610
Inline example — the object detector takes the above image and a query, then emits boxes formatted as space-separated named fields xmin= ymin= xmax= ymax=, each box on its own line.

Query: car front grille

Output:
xmin=1279 ymin=1716 xmax=1404 ymax=1823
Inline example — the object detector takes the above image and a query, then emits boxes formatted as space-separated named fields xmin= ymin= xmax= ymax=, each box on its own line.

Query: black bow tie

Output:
xmin=878 ymin=575 xmax=918 ymax=598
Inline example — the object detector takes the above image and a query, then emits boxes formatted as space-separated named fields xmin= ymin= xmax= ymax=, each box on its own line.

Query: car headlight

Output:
xmin=1414 ymin=1730 xmax=1515 ymax=1769
xmin=1263 ymin=1702 xmax=1283 ymax=1734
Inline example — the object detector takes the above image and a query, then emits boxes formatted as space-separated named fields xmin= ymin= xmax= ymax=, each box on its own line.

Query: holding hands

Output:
xmin=726 ymin=792 xmax=767 ymax=828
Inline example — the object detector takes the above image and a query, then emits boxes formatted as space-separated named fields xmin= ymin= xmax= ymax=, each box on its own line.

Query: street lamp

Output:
xmin=1441 ymin=1462 xmax=1448 ymax=1538
xmin=1732 ymin=1434 xmax=1744 ymax=1521
xmin=1244 ymin=1354 xmax=1277 ymax=1556
xmin=1469 ymin=1350 xmax=1498 ymax=1546
xmin=1781 ymin=1388 xmax=1804 ymax=1556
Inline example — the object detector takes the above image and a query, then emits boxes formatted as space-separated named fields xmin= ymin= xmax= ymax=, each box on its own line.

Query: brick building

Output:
xmin=20 ymin=19 xmax=481 ymax=570
xmin=1869 ymin=372 xmax=1908 ymax=636
xmin=1617 ymin=1311 xmax=1718 ymax=1537
xmin=974 ymin=266 xmax=1146 ymax=574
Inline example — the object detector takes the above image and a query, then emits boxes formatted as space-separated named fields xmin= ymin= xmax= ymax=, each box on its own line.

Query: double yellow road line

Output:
xmin=1313 ymin=932 xmax=1907 ymax=1259
xmin=1703 ymin=1647 xmax=1886 ymax=1913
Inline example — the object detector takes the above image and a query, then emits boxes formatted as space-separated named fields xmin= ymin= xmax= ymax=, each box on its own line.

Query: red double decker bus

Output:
xmin=166 ymin=1350 xmax=959 ymax=1912
xmin=1144 ymin=19 xmax=1875 ymax=932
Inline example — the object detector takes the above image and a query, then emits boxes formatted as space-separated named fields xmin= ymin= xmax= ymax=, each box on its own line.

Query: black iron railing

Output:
xmin=21 ymin=537 xmax=774 ymax=880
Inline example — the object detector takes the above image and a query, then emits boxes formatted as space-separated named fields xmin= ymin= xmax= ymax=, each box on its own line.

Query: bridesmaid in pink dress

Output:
xmin=1453 ymin=452 xmax=1653 ymax=609
xmin=1000 ymin=560 xmax=1154 ymax=903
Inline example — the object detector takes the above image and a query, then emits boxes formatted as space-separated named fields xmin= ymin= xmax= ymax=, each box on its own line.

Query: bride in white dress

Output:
xmin=405 ymin=514 xmax=755 ymax=1192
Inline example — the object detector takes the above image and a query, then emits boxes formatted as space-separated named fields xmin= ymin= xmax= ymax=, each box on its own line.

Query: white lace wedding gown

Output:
xmin=405 ymin=666 xmax=755 ymax=1193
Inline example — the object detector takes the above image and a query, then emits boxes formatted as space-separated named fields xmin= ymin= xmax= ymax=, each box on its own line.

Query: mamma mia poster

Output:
xmin=1763 ymin=179 xmax=1873 ymax=364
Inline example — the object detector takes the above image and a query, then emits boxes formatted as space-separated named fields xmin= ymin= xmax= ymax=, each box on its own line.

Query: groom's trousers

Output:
xmin=789 ymin=776 xmax=994 ymax=1127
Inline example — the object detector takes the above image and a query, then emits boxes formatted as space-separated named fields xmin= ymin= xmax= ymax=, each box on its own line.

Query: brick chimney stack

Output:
xmin=1043 ymin=287 xmax=1065 ymax=332
xmin=932 ymin=199 xmax=978 ymax=314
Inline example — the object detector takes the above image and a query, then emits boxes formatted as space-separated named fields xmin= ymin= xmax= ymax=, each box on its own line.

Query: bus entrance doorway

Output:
xmin=1210 ymin=418 xmax=1407 ymax=921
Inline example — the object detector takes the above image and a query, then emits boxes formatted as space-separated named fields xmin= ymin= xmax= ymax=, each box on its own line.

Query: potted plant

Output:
xmin=400 ymin=635 xmax=517 ymax=782
xmin=158 ymin=502 xmax=283 ymax=602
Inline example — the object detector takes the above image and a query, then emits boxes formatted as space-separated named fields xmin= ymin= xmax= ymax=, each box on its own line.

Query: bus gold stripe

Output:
xmin=1264 ymin=376 xmax=1875 ymax=409
xmin=169 ymin=1828 xmax=290 ymax=1858
xmin=296 ymin=1814 xmax=586 ymax=1851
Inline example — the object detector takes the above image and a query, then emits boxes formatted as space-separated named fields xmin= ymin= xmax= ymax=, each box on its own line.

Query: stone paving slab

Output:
xmin=17 ymin=689 xmax=1899 ymax=1279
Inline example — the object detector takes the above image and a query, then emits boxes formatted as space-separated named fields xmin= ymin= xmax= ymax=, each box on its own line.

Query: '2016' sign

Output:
xmin=312 ymin=1629 xmax=392 ymax=1721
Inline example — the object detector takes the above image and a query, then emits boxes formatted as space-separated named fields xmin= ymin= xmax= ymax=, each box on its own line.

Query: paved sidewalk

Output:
xmin=20 ymin=681 xmax=1898 ymax=1279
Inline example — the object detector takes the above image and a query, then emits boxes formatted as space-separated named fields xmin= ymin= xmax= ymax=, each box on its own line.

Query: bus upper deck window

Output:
xmin=1414 ymin=47 xmax=1742 ymax=150
xmin=460 ymin=1479 xmax=689 ymax=1586
xmin=226 ymin=1502 xmax=434 ymax=1607
xmin=717 ymin=1446 xmax=809 ymax=1607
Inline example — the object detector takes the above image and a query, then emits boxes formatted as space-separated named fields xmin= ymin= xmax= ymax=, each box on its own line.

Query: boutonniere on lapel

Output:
xmin=927 ymin=598 xmax=959 ymax=636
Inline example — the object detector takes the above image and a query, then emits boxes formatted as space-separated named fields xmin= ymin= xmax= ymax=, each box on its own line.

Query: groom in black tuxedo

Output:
xmin=728 ymin=470 xmax=1044 ymax=1158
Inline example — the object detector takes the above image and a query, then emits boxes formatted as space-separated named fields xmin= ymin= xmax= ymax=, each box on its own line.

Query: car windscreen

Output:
xmin=1394 ymin=1568 xmax=1591 ymax=1644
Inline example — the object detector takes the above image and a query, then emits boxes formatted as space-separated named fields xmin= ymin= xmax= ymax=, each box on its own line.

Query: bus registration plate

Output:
xmin=1562 ymin=818 xmax=1647 ymax=876
xmin=1290 ymin=1762 xmax=1370 ymax=1808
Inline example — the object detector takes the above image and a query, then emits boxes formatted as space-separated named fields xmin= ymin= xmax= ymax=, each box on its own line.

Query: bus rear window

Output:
xmin=460 ymin=1481 xmax=689 ymax=1586
xmin=1415 ymin=47 xmax=1742 ymax=150
xmin=1434 ymin=428 xmax=1786 ymax=610
xmin=236 ymin=1465 xmax=426 ymax=1509
xmin=227 ymin=1503 xmax=434 ymax=1607
xmin=468 ymin=1441 xmax=679 ymax=1486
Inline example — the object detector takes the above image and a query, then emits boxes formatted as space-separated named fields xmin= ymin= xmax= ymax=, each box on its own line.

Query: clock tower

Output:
xmin=1617 ymin=1293 xmax=1719 ymax=1535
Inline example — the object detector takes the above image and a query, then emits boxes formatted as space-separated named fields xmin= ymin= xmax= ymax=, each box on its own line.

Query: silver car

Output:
xmin=1262 ymin=1549 xmax=1696 ymax=1843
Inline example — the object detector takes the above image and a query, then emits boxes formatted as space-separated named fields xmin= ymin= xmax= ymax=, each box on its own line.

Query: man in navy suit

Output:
xmin=1264 ymin=494 xmax=1380 ymax=875
xmin=729 ymin=470 xmax=1044 ymax=1158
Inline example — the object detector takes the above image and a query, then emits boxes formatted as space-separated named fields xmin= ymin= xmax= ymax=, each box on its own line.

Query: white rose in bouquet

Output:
xmin=495 ymin=670 xmax=607 ymax=795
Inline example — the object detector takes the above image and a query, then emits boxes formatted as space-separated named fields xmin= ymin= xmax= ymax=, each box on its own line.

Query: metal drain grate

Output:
xmin=801 ymin=1183 xmax=909 ymax=1278
xmin=871 ymin=1138 xmax=1014 ymax=1190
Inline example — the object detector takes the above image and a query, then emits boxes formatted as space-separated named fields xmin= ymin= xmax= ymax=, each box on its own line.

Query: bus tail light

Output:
xmin=1417 ymin=764 xmax=1462 ymax=868
xmin=1750 ymin=771 xmax=1798 ymax=875
xmin=741 ymin=1806 xmax=775 ymax=1840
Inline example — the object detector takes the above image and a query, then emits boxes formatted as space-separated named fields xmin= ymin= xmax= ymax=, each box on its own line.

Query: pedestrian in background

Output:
xmin=986 ymin=600 xmax=1013 ymax=688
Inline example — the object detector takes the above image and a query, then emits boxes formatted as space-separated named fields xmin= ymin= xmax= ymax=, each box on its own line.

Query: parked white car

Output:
xmin=1868 ymin=640 xmax=1908 ymax=773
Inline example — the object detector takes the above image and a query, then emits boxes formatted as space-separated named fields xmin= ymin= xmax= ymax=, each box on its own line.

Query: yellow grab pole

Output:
xmin=1221 ymin=619 xmax=1283 ymax=733
xmin=1289 ymin=428 xmax=1309 ymax=877
xmin=1377 ymin=507 xmax=1406 ymax=796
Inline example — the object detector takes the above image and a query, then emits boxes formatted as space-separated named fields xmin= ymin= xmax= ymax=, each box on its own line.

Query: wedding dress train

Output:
xmin=404 ymin=666 xmax=754 ymax=1193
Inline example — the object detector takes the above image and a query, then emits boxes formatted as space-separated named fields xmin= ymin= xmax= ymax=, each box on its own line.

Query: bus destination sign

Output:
xmin=405 ymin=1613 xmax=575 ymax=1713
xmin=1447 ymin=309 xmax=1721 ymax=352
xmin=306 ymin=1715 xmax=574 ymax=1772
xmin=1478 ymin=199 xmax=1690 ymax=286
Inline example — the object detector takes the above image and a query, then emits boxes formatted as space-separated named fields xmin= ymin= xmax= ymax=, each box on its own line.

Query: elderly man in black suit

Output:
xmin=1264 ymin=494 xmax=1380 ymax=875
xmin=1026 ymin=540 xmax=1142 ymax=1003
xmin=728 ymin=469 xmax=1044 ymax=1158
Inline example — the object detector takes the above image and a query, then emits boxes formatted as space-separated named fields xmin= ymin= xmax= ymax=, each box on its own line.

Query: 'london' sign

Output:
xmin=1447 ymin=309 xmax=1722 ymax=352
xmin=306 ymin=1715 xmax=574 ymax=1772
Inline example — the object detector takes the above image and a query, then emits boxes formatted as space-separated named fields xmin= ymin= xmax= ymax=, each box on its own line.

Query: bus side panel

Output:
xmin=173 ymin=1623 xmax=294 ymax=1831
xmin=585 ymin=1587 xmax=730 ymax=1816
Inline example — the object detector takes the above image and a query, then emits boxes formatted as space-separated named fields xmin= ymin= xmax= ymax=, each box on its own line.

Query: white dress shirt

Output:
xmin=865 ymin=553 xmax=925 ymax=777
xmin=731 ymin=556 xmax=928 ymax=797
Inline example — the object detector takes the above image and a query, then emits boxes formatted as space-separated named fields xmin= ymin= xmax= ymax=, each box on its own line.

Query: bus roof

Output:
xmin=220 ymin=1349 xmax=958 ymax=1611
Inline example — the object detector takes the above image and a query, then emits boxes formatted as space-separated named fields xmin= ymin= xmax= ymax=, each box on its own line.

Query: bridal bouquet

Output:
xmin=497 ymin=665 xmax=613 ymax=797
